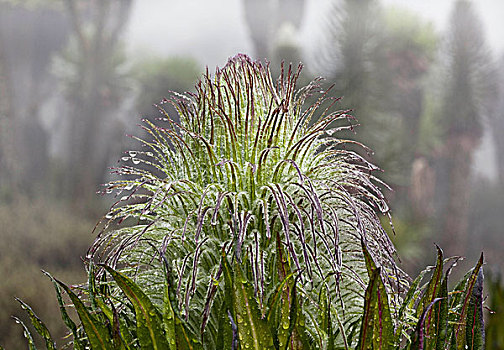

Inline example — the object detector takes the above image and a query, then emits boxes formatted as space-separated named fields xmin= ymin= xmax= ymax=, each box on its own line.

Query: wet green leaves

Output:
xmin=222 ymin=254 xmax=275 ymax=350
xmin=357 ymin=242 xmax=394 ymax=350
xmin=354 ymin=242 xmax=485 ymax=350
xmin=402 ymin=250 xmax=485 ymax=350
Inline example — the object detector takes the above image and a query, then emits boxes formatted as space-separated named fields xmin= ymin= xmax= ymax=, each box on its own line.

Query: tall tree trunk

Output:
xmin=63 ymin=0 xmax=132 ymax=203
xmin=0 ymin=37 xmax=18 ymax=191
xmin=440 ymin=133 xmax=479 ymax=257
xmin=0 ymin=4 xmax=69 ymax=194
xmin=243 ymin=0 xmax=305 ymax=61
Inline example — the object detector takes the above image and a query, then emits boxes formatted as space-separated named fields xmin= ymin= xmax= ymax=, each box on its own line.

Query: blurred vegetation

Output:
xmin=486 ymin=272 xmax=504 ymax=349
xmin=0 ymin=196 xmax=95 ymax=348
xmin=132 ymin=56 xmax=200 ymax=118
xmin=468 ymin=182 xmax=504 ymax=272
xmin=432 ymin=0 xmax=496 ymax=258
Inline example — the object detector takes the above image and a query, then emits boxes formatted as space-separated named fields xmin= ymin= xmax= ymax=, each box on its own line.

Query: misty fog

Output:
xmin=0 ymin=0 xmax=503 ymax=347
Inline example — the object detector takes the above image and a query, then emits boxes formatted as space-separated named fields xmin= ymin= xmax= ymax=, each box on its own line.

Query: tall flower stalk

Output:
xmin=90 ymin=54 xmax=407 ymax=346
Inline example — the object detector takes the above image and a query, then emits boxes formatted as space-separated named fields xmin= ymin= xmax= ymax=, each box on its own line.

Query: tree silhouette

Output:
xmin=242 ymin=0 xmax=306 ymax=62
xmin=489 ymin=54 xmax=504 ymax=186
xmin=0 ymin=2 xmax=69 ymax=194
xmin=436 ymin=0 xmax=495 ymax=256
xmin=58 ymin=0 xmax=132 ymax=203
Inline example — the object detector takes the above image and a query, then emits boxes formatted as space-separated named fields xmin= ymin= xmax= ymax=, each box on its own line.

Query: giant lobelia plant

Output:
xmin=9 ymin=54 xmax=485 ymax=349
xmin=88 ymin=53 xmax=407 ymax=348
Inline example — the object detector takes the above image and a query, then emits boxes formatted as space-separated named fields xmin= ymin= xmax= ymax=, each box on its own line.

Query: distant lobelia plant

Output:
xmin=10 ymin=54 xmax=485 ymax=349
xmin=89 ymin=53 xmax=407 ymax=347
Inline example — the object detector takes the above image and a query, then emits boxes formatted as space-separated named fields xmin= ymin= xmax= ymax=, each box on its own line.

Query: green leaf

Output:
xmin=94 ymin=297 xmax=133 ymax=349
xmin=43 ymin=271 xmax=85 ymax=349
xmin=88 ymin=261 xmax=100 ymax=311
xmin=453 ymin=253 xmax=484 ymax=350
xmin=410 ymin=298 xmax=444 ymax=350
xmin=433 ymin=274 xmax=448 ymax=350
xmin=88 ymin=263 xmax=132 ymax=349
xmin=221 ymin=252 xmax=237 ymax=349
xmin=274 ymin=275 xmax=296 ymax=350
xmin=16 ymin=298 xmax=56 ymax=349
xmin=444 ymin=254 xmax=485 ymax=349
xmin=362 ymin=239 xmax=378 ymax=279
xmin=222 ymin=255 xmax=275 ymax=350
xmin=396 ymin=265 xmax=431 ymax=344
xmin=278 ymin=275 xmax=307 ymax=350
xmin=57 ymin=280 xmax=114 ymax=350
xmin=356 ymin=267 xmax=394 ymax=350
xmin=291 ymin=295 xmax=313 ymax=349
xmin=326 ymin=294 xmax=335 ymax=350
xmin=12 ymin=316 xmax=37 ymax=350
xmin=415 ymin=246 xmax=444 ymax=350
xmin=265 ymin=272 xmax=295 ymax=323
xmin=162 ymin=262 xmax=203 ymax=350
xmin=216 ymin=299 xmax=236 ymax=350
xmin=163 ymin=272 xmax=177 ymax=350
xmin=464 ymin=264 xmax=484 ymax=350
xmin=102 ymin=265 xmax=170 ymax=350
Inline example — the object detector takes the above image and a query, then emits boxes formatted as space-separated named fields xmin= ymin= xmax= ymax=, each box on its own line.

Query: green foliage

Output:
xmin=11 ymin=244 xmax=486 ymax=349
xmin=132 ymin=56 xmax=201 ymax=117
xmin=382 ymin=6 xmax=437 ymax=59
xmin=15 ymin=299 xmax=56 ymax=350
xmin=222 ymin=255 xmax=275 ymax=349
xmin=357 ymin=242 xmax=394 ymax=350
xmin=102 ymin=266 xmax=172 ymax=349
xmin=485 ymin=272 xmax=504 ymax=349
xmin=401 ymin=251 xmax=484 ymax=350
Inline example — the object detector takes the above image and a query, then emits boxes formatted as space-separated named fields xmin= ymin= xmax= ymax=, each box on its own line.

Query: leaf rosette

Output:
xmin=90 ymin=54 xmax=408 ymax=347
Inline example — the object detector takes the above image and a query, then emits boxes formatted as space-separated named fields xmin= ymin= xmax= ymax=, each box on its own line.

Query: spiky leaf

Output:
xmin=57 ymin=280 xmax=114 ymax=350
xmin=465 ymin=269 xmax=484 ymax=350
xmin=12 ymin=316 xmax=37 ymax=350
xmin=415 ymin=246 xmax=445 ymax=350
xmin=102 ymin=265 xmax=170 ymax=350
xmin=16 ymin=298 xmax=56 ymax=350
xmin=357 ymin=244 xmax=395 ymax=350
xmin=222 ymin=255 xmax=275 ymax=349
xmin=43 ymin=271 xmax=85 ymax=349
